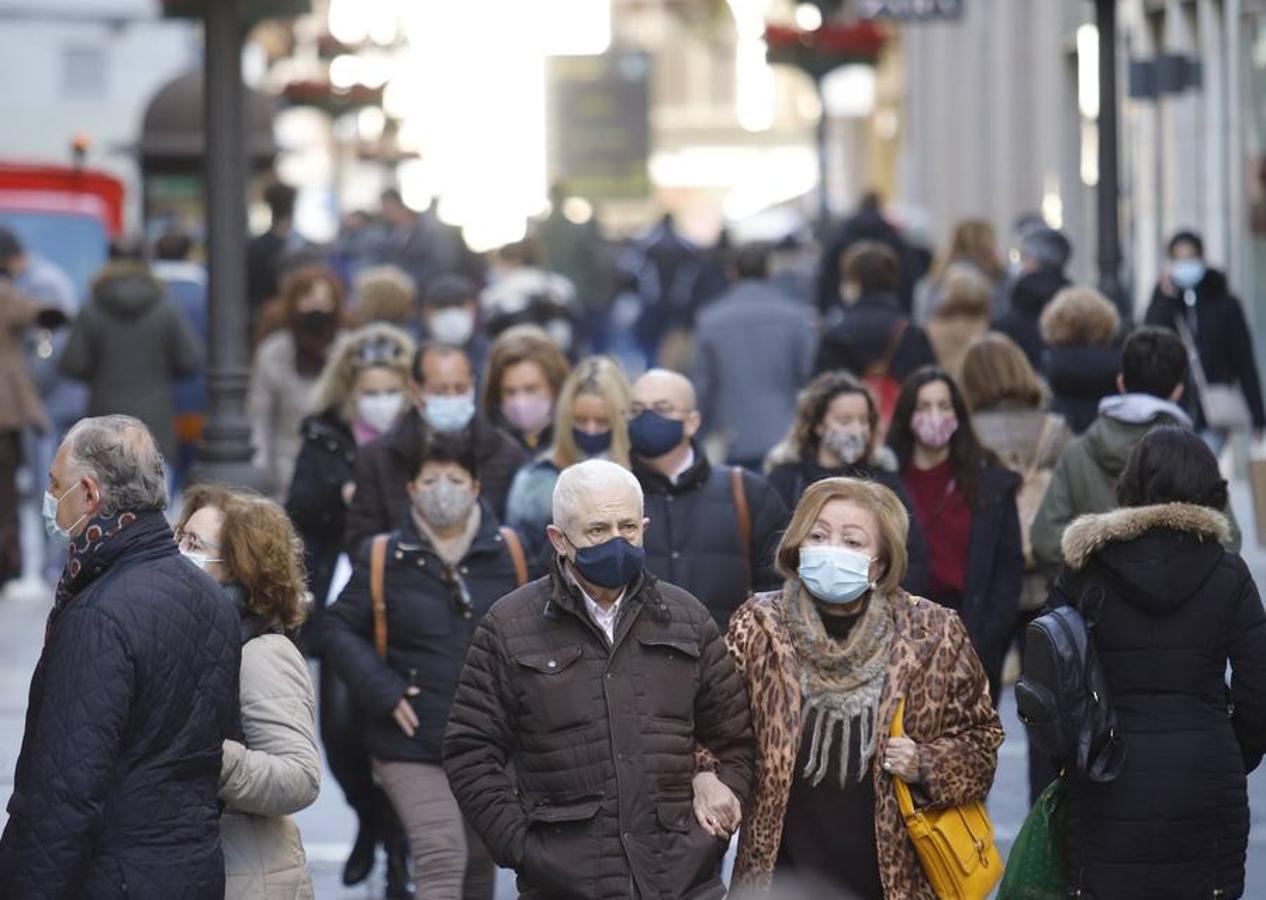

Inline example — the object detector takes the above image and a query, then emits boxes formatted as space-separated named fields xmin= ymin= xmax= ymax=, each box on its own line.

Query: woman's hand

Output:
xmin=883 ymin=736 xmax=921 ymax=783
xmin=692 ymin=771 xmax=741 ymax=839
xmin=393 ymin=686 xmax=420 ymax=737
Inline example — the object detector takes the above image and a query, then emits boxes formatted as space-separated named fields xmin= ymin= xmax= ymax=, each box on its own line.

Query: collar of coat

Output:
xmin=633 ymin=440 xmax=711 ymax=495
xmin=1060 ymin=502 xmax=1231 ymax=571
xmin=545 ymin=552 xmax=671 ymax=629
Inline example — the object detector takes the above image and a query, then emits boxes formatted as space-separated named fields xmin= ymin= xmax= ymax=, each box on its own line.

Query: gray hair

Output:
xmin=63 ymin=415 xmax=168 ymax=516
xmin=551 ymin=459 xmax=643 ymax=535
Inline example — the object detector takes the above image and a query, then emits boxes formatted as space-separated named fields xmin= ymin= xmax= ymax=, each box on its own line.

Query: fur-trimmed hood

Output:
xmin=1062 ymin=502 xmax=1230 ymax=570
xmin=1061 ymin=502 xmax=1231 ymax=613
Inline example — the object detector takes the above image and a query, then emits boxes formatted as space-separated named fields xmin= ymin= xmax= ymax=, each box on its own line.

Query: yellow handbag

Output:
xmin=889 ymin=697 xmax=1004 ymax=899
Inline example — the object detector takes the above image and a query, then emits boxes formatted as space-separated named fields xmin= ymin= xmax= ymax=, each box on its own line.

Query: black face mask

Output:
xmin=566 ymin=534 xmax=646 ymax=589
xmin=297 ymin=309 xmax=335 ymax=334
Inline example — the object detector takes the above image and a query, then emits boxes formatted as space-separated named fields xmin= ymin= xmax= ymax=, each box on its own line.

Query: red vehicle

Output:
xmin=0 ymin=162 xmax=125 ymax=296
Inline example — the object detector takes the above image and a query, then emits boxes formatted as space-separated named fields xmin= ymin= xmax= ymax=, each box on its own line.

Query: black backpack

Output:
xmin=1016 ymin=581 xmax=1127 ymax=782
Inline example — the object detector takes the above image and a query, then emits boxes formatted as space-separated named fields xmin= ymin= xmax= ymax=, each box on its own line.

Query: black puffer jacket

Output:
xmin=813 ymin=292 xmax=935 ymax=381
xmin=443 ymin=561 xmax=755 ymax=900
xmin=1044 ymin=344 xmax=1120 ymax=434
xmin=344 ymin=407 xmax=525 ymax=555
xmin=1053 ymin=502 xmax=1266 ymax=899
xmin=286 ymin=407 xmax=357 ymax=629
xmin=993 ymin=267 xmax=1070 ymax=373
xmin=323 ymin=506 xmax=521 ymax=763
xmin=1145 ymin=268 xmax=1266 ymax=430
xmin=0 ymin=512 xmax=241 ymax=899
xmin=634 ymin=449 xmax=787 ymax=630
xmin=766 ymin=457 xmax=930 ymax=596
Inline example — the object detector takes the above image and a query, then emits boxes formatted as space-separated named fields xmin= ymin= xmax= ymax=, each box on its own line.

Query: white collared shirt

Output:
xmin=575 ymin=579 xmax=626 ymax=643
xmin=668 ymin=447 xmax=695 ymax=486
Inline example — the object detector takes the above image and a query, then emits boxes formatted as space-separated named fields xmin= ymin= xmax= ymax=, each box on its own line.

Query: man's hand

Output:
xmin=341 ymin=481 xmax=356 ymax=507
xmin=393 ymin=686 xmax=420 ymax=737
xmin=883 ymin=736 xmax=921 ymax=782
xmin=692 ymin=770 xmax=741 ymax=839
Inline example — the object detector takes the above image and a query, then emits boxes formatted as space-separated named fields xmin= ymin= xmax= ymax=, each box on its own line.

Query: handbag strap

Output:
xmin=888 ymin=696 xmax=918 ymax=819
xmin=500 ymin=526 xmax=529 ymax=587
xmin=370 ymin=533 xmax=389 ymax=658
xmin=730 ymin=466 xmax=752 ymax=592
xmin=1172 ymin=314 xmax=1212 ymax=397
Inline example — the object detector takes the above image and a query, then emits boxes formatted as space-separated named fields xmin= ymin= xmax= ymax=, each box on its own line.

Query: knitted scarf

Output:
xmin=780 ymin=579 xmax=893 ymax=787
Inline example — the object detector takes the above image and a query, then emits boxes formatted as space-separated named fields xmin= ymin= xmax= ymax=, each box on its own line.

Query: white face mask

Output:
xmin=43 ymin=483 xmax=86 ymax=541
xmin=430 ymin=307 xmax=475 ymax=345
xmin=180 ymin=548 xmax=221 ymax=571
xmin=356 ymin=391 xmax=405 ymax=433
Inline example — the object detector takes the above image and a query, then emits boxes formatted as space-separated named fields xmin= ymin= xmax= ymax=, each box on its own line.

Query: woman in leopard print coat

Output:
xmin=725 ymin=476 xmax=1004 ymax=898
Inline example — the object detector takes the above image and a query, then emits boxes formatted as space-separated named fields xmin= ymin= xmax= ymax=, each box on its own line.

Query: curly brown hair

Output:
xmin=178 ymin=485 xmax=309 ymax=632
xmin=1039 ymin=286 xmax=1120 ymax=347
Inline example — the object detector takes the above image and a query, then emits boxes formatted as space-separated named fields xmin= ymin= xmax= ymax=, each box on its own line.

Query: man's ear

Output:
xmin=1116 ymin=374 xmax=1126 ymax=395
xmin=684 ymin=410 xmax=702 ymax=441
xmin=1171 ymin=382 xmax=1185 ymax=404
xmin=545 ymin=524 xmax=569 ymax=558
xmin=409 ymin=381 xmax=426 ymax=408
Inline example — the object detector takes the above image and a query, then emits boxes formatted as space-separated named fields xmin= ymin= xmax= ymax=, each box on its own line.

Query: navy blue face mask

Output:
xmin=628 ymin=410 xmax=685 ymax=459
xmin=567 ymin=535 xmax=645 ymax=589
xmin=572 ymin=427 xmax=613 ymax=457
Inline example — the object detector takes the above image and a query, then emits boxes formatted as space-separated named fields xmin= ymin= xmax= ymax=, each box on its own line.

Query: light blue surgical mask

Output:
xmin=798 ymin=545 xmax=873 ymax=605
xmin=42 ymin=482 xmax=86 ymax=541
xmin=422 ymin=392 xmax=476 ymax=433
xmin=1170 ymin=259 xmax=1206 ymax=290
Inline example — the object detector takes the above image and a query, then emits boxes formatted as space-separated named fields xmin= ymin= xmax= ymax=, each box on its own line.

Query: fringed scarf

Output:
xmin=780 ymin=579 xmax=893 ymax=787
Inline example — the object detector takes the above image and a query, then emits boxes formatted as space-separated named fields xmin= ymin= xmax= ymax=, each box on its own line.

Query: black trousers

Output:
xmin=319 ymin=660 xmax=402 ymax=842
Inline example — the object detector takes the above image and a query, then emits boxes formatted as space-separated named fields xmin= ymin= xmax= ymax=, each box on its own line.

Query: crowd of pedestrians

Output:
xmin=1 ymin=187 xmax=1265 ymax=900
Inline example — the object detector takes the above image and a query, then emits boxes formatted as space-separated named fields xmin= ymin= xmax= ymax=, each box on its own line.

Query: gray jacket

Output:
xmin=694 ymin=280 xmax=817 ymax=461
xmin=59 ymin=261 xmax=203 ymax=460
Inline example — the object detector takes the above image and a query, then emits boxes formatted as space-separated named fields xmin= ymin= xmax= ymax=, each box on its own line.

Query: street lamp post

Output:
xmin=192 ymin=0 xmax=266 ymax=489
xmin=1096 ymin=0 xmax=1126 ymax=315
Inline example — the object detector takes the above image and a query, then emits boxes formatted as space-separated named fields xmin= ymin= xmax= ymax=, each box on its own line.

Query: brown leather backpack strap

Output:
xmin=500 ymin=526 xmax=529 ymax=587
xmin=865 ymin=316 xmax=910 ymax=378
xmin=730 ymin=466 xmax=752 ymax=591
xmin=370 ymin=533 xmax=390 ymax=658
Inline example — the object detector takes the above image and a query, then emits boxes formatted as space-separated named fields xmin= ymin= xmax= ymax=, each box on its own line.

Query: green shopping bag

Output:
xmin=997 ymin=778 xmax=1066 ymax=899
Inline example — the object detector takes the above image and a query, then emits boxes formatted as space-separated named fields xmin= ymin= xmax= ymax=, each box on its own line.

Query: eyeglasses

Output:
xmin=175 ymin=530 xmax=221 ymax=556
xmin=353 ymin=335 xmax=407 ymax=369
xmin=440 ymin=565 xmax=474 ymax=620
xmin=627 ymin=401 xmax=686 ymax=419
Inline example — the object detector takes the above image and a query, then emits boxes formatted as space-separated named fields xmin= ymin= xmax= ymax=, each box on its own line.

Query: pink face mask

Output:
xmin=501 ymin=394 xmax=554 ymax=435
xmin=911 ymin=411 xmax=958 ymax=449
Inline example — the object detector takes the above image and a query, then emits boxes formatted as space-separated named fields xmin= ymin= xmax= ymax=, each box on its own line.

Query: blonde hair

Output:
xmin=548 ymin=356 xmax=632 ymax=468
xmin=352 ymin=265 xmax=417 ymax=327
xmin=931 ymin=218 xmax=1003 ymax=282
xmin=931 ymin=265 xmax=993 ymax=319
xmin=1040 ymin=286 xmax=1120 ymax=348
xmin=960 ymin=331 xmax=1048 ymax=412
xmin=309 ymin=322 xmax=415 ymax=413
xmin=776 ymin=477 xmax=909 ymax=595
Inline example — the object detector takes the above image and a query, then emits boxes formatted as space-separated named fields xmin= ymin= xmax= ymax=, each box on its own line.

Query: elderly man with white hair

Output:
xmin=444 ymin=458 xmax=755 ymax=900
xmin=0 ymin=415 xmax=241 ymax=898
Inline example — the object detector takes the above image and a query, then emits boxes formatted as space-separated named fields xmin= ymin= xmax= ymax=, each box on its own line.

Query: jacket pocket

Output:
xmin=522 ymin=796 xmax=603 ymax=898
xmin=635 ymin=634 xmax=701 ymax=722
xmin=515 ymin=644 xmax=589 ymax=732
xmin=655 ymin=800 xmax=727 ymax=896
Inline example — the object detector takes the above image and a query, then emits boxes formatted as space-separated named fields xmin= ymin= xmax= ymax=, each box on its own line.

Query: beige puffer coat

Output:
xmin=220 ymin=633 xmax=320 ymax=900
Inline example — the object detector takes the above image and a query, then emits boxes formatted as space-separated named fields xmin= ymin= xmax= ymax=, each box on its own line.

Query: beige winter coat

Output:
xmin=220 ymin=634 xmax=320 ymax=900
